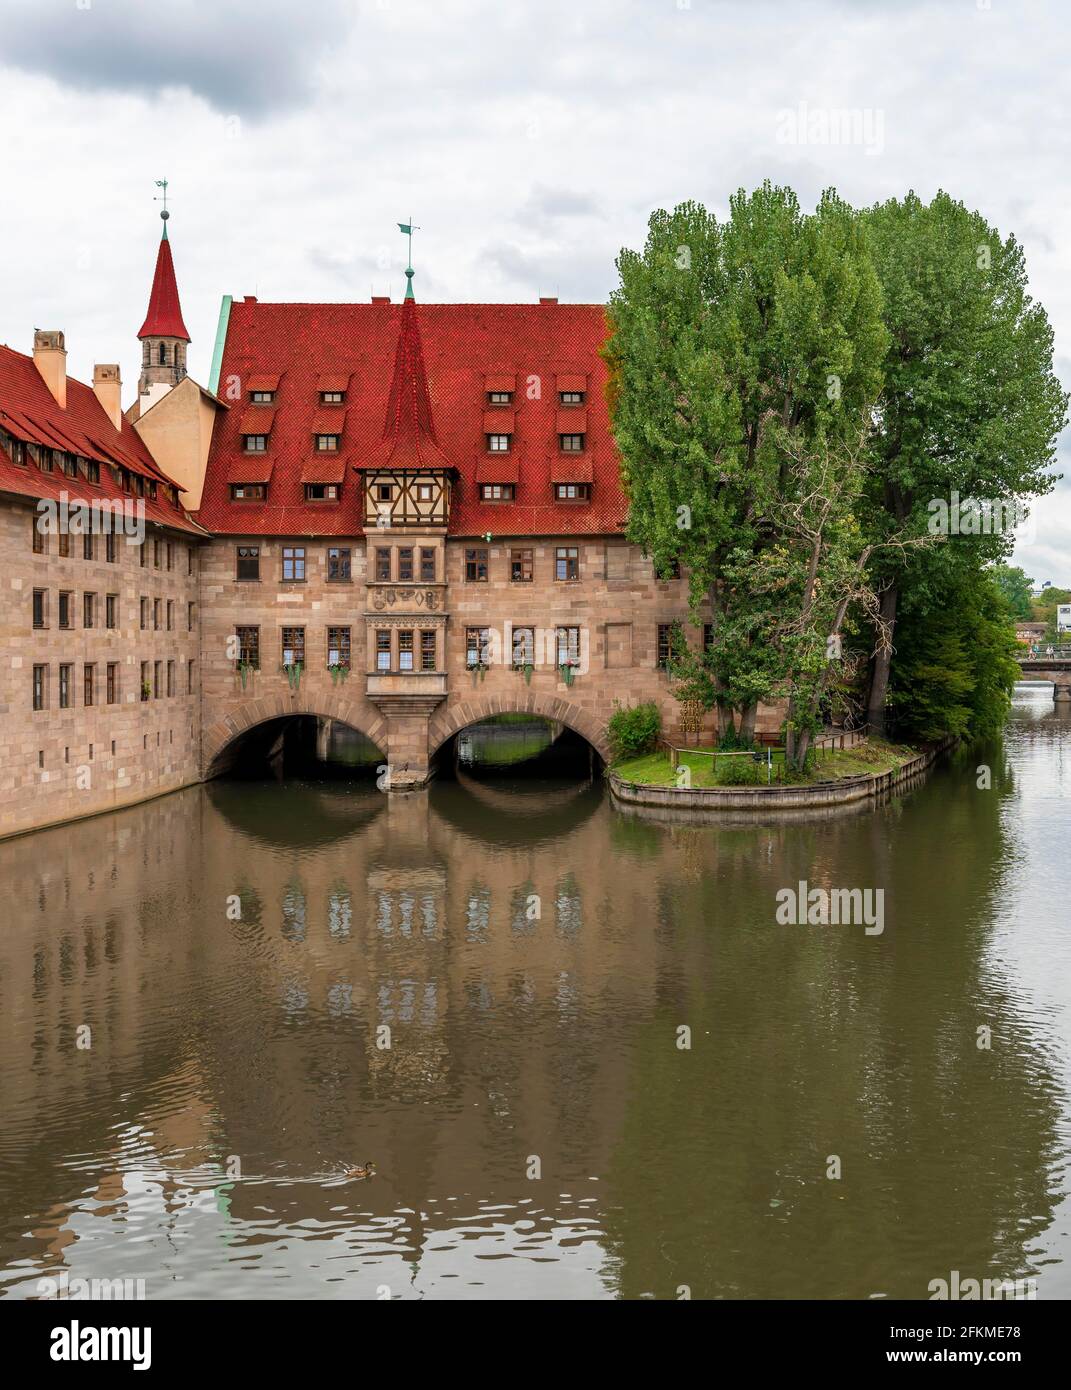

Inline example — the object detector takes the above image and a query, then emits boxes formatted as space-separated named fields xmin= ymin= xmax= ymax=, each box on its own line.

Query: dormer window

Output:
xmin=417 ymin=482 xmax=434 ymax=501
xmin=377 ymin=483 xmax=393 ymax=501
xmin=305 ymin=483 xmax=339 ymax=501
xmin=487 ymin=433 xmax=511 ymax=452
xmin=487 ymin=391 xmax=512 ymax=406
xmin=244 ymin=434 xmax=267 ymax=452
xmin=35 ymin=445 xmax=54 ymax=472
xmin=559 ymin=391 xmax=584 ymax=405
xmin=62 ymin=453 xmax=78 ymax=478
xmin=321 ymin=391 xmax=344 ymax=404
xmin=555 ymin=483 xmax=590 ymax=501
xmin=231 ymin=483 xmax=266 ymax=500
xmin=251 ymin=390 xmax=274 ymax=404
xmin=560 ymin=433 xmax=585 ymax=452
xmin=480 ymin=484 xmax=515 ymax=501
xmin=316 ymin=434 xmax=340 ymax=452
xmin=85 ymin=460 xmax=99 ymax=484
xmin=4 ymin=434 xmax=26 ymax=466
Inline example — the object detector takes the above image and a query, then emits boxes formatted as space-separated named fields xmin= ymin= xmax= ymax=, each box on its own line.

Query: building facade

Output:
xmin=0 ymin=218 xmax=754 ymax=838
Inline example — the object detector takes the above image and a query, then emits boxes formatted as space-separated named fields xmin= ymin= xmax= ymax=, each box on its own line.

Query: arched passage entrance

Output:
xmin=427 ymin=692 xmax=609 ymax=766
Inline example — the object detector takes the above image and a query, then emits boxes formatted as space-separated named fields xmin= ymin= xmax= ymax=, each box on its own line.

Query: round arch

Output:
xmin=203 ymin=690 xmax=388 ymax=779
xmin=427 ymin=692 xmax=609 ymax=764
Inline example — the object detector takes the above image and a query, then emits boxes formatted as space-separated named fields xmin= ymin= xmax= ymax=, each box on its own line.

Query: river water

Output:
xmin=1 ymin=687 xmax=1069 ymax=1300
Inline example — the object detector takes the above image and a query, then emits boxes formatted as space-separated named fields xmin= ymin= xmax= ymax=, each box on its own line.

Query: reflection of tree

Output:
xmin=601 ymin=744 xmax=1065 ymax=1298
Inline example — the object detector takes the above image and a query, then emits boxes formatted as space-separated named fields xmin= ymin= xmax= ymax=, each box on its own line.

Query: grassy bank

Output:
xmin=613 ymin=737 xmax=919 ymax=789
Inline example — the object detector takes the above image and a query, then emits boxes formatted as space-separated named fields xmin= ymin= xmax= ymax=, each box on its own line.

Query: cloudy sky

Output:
xmin=0 ymin=0 xmax=1068 ymax=580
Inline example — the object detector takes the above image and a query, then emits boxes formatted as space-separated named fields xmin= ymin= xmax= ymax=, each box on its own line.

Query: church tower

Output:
xmin=137 ymin=189 xmax=190 ymax=411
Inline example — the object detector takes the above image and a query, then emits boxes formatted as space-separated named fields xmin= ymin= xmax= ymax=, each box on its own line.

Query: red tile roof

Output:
xmin=137 ymin=232 xmax=191 ymax=342
xmin=0 ymin=343 xmax=204 ymax=535
xmin=197 ymin=298 xmax=627 ymax=537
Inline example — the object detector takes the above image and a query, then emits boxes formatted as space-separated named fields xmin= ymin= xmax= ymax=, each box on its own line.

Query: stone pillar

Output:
xmin=1053 ymin=683 xmax=1071 ymax=703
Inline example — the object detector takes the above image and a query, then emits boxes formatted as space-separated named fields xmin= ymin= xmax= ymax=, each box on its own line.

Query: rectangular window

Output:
xmin=166 ymin=542 xmax=174 ymax=571
xmin=187 ymin=600 xmax=194 ymax=631
xmin=84 ymin=663 xmax=95 ymax=707
xmin=281 ymin=627 xmax=305 ymax=667
xmin=555 ymin=483 xmax=590 ymax=500
xmin=487 ymin=433 xmax=511 ymax=452
xmin=154 ymin=660 xmax=162 ymax=698
xmin=187 ymin=660 xmax=195 ymax=695
xmin=83 ymin=592 xmax=95 ymax=628
xmin=510 ymin=548 xmax=533 ymax=583
xmin=557 ymin=626 xmax=581 ymax=666
xmin=466 ymin=627 xmax=492 ymax=668
xmin=555 ymin=546 xmax=579 ymax=581
xmin=376 ymin=630 xmax=391 ymax=671
xmin=140 ymin=540 xmax=148 ymax=567
xmin=465 ymin=547 xmax=488 ymax=582
xmin=141 ymin=660 xmax=150 ymax=701
xmin=106 ymin=532 xmax=118 ymax=563
xmin=153 ymin=539 xmax=161 ymax=568
xmin=59 ymin=663 xmax=73 ymax=709
xmin=421 ymin=629 xmax=437 ymax=671
xmin=83 ymin=532 xmax=95 ymax=561
xmin=106 ymin=662 xmax=118 ymax=704
xmin=703 ymin=623 xmax=714 ymax=653
xmin=59 ymin=591 xmax=73 ymax=628
xmin=420 ymin=547 xmax=436 ymax=582
xmin=327 ymin=546 xmax=351 ymax=581
xmin=32 ymin=518 xmax=45 ymax=554
xmin=188 ymin=545 xmax=194 ymax=575
xmin=85 ymin=460 xmax=99 ymax=484
xmin=512 ymin=626 xmax=535 ymax=667
xmin=32 ymin=664 xmax=47 ymax=711
xmin=58 ymin=530 xmax=70 ymax=558
xmin=398 ymin=547 xmax=413 ymax=582
xmin=305 ymin=483 xmax=339 ymax=500
xmin=657 ymin=623 xmax=675 ymax=670
xmin=107 ymin=594 xmax=118 ymax=628
xmin=231 ymin=483 xmax=266 ymax=500
xmin=236 ymin=626 xmax=260 ymax=669
xmin=140 ymin=596 xmax=148 ymax=629
xmin=327 ymin=626 xmax=351 ymax=668
xmin=167 ymin=660 xmax=176 ymax=697
xmin=487 ymin=391 xmax=512 ymax=405
xmin=559 ymin=390 xmax=585 ymax=405
xmin=243 ymin=434 xmax=267 ymax=452
xmin=32 ymin=588 xmax=47 ymax=629
xmin=480 ymin=484 xmax=515 ymax=500
xmin=166 ymin=600 xmax=174 ymax=631
xmin=153 ymin=598 xmax=162 ymax=630
xmin=377 ymin=483 xmax=393 ymax=502
xmin=282 ymin=547 xmax=306 ymax=582
xmin=315 ymin=434 xmax=339 ymax=452
xmin=251 ymin=390 xmax=274 ymax=404
xmin=398 ymin=629 xmax=414 ymax=671
xmin=375 ymin=548 xmax=391 ymax=582
xmin=236 ymin=545 xmax=260 ymax=580
xmin=559 ymin=433 xmax=585 ymax=452
xmin=416 ymin=482 xmax=434 ymax=501
xmin=321 ymin=390 xmax=343 ymax=404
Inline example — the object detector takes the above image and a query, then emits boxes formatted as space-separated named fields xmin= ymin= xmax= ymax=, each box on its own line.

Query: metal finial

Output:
xmin=154 ymin=179 xmax=170 ymax=235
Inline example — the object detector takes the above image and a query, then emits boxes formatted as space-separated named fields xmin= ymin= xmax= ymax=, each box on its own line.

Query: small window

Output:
xmin=140 ymin=539 xmax=148 ymax=567
xmin=657 ymin=623 xmax=675 ymax=670
xmin=281 ymin=546 xmax=306 ymax=582
xmin=512 ymin=626 xmax=535 ymax=667
xmin=315 ymin=434 xmax=340 ymax=452
xmin=32 ymin=589 xmax=47 ymax=629
xmin=153 ymin=597 xmax=161 ymax=630
xmin=84 ymin=663 xmax=95 ymax=707
xmin=375 ymin=548 xmax=391 ymax=582
xmin=321 ymin=390 xmax=344 ymax=404
xmin=32 ymin=518 xmax=45 ymax=554
xmin=59 ymin=663 xmax=73 ymax=709
xmin=167 ymin=660 xmax=176 ymax=697
xmin=106 ymin=663 xmax=118 ymax=704
xmin=85 ymin=460 xmax=100 ymax=484
xmin=154 ymin=660 xmax=162 ymax=698
xmin=244 ymin=434 xmax=267 ymax=452
xmin=327 ymin=626 xmax=351 ymax=668
xmin=466 ymin=627 xmax=492 ymax=667
xmin=559 ymin=390 xmax=584 ymax=405
xmin=236 ymin=626 xmax=260 ymax=669
xmin=166 ymin=599 xmax=174 ymax=631
xmin=703 ymin=623 xmax=714 ymax=652
xmin=166 ymin=542 xmax=174 ymax=571
xmin=187 ymin=600 xmax=195 ymax=631
xmin=231 ymin=483 xmax=266 ymax=500
xmin=140 ymin=596 xmax=148 ymax=630
xmin=376 ymin=630 xmax=391 ymax=671
xmin=487 ymin=391 xmax=512 ymax=405
xmin=236 ymin=545 xmax=260 ymax=581
xmin=106 ymin=533 xmax=118 ymax=563
xmin=106 ymin=594 xmax=118 ymax=629
xmin=555 ymin=547 xmax=579 ymax=581
xmin=305 ymin=483 xmax=339 ymax=500
xmin=58 ymin=591 xmax=73 ymax=628
xmin=141 ymin=661 xmax=150 ymax=701
xmin=559 ymin=433 xmax=585 ymax=452
xmin=83 ymin=592 xmax=96 ymax=628
xmin=58 ymin=531 xmax=70 ymax=558
xmin=420 ymin=548 xmax=436 ymax=582
xmin=251 ymin=390 xmax=274 ymax=404
xmin=465 ymin=548 xmax=489 ymax=582
xmin=153 ymin=539 xmax=161 ymax=569
xmin=377 ymin=483 xmax=393 ymax=502
xmin=510 ymin=548 xmax=533 ymax=583
xmin=398 ymin=629 xmax=414 ymax=671
xmin=480 ymin=484 xmax=515 ymax=501
xmin=83 ymin=533 xmax=95 ymax=561
xmin=416 ymin=482 xmax=434 ymax=501
xmin=327 ymin=547 xmax=351 ymax=582
xmin=32 ymin=664 xmax=47 ymax=711
xmin=421 ymin=630 xmax=437 ymax=671
xmin=62 ymin=453 xmax=79 ymax=479
xmin=398 ymin=548 xmax=414 ymax=582
xmin=557 ymin=626 xmax=581 ymax=667
xmin=281 ymin=627 xmax=305 ymax=668
xmin=487 ymin=433 xmax=511 ymax=452
xmin=555 ymin=483 xmax=590 ymax=501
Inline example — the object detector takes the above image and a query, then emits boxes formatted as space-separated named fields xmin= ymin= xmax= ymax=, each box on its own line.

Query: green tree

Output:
xmin=990 ymin=564 xmax=1035 ymax=620
xmin=862 ymin=191 xmax=1067 ymax=729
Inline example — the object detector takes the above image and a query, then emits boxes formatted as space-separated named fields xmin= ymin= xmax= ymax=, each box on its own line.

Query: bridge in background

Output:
xmin=1016 ymin=647 xmax=1071 ymax=701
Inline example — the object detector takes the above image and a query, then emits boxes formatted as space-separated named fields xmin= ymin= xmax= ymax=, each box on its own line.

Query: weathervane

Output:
xmin=154 ymin=178 xmax=170 ymax=228
xmin=398 ymin=217 xmax=420 ymax=298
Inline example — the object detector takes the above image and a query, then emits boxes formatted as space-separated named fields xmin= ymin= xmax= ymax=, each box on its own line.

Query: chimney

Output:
xmin=33 ymin=330 xmax=67 ymax=408
xmin=539 ymin=296 xmax=558 ymax=305
xmin=93 ymin=364 xmax=123 ymax=432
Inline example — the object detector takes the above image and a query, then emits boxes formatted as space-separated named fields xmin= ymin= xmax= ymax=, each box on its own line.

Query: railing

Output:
xmin=1019 ymin=645 xmax=1071 ymax=661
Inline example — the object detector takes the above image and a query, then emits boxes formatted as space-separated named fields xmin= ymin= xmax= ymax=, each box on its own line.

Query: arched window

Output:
xmin=158 ymin=342 xmax=168 ymax=366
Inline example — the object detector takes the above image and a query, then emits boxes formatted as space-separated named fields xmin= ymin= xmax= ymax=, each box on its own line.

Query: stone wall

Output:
xmin=0 ymin=496 xmax=201 ymax=838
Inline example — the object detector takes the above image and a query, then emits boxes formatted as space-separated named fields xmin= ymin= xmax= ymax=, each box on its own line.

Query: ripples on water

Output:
xmin=1 ymin=693 xmax=1069 ymax=1299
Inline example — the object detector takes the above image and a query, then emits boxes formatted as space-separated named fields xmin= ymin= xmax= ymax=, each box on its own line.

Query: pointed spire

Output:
xmin=138 ymin=192 xmax=190 ymax=341
xmin=365 ymin=298 xmax=450 ymax=472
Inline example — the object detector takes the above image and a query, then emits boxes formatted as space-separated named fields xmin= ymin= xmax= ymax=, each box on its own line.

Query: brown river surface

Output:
xmin=1 ymin=685 xmax=1069 ymax=1300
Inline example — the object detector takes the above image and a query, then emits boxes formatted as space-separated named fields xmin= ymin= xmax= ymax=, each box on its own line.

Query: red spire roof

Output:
xmin=137 ymin=229 xmax=190 ymax=342
xmin=363 ymin=296 xmax=451 ymax=472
